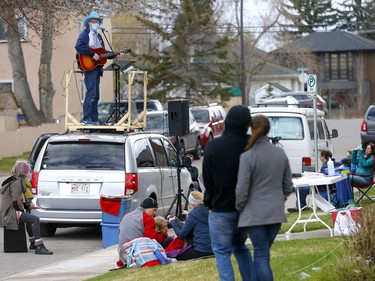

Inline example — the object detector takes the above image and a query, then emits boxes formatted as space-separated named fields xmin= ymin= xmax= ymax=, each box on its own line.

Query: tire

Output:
xmin=192 ymin=138 xmax=202 ymax=160
xmin=40 ymin=223 xmax=57 ymax=237
xmin=205 ymin=134 xmax=214 ymax=149
xmin=178 ymin=141 xmax=185 ymax=159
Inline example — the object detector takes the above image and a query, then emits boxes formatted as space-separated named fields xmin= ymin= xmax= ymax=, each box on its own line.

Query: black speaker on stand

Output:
xmin=166 ymin=100 xmax=190 ymax=219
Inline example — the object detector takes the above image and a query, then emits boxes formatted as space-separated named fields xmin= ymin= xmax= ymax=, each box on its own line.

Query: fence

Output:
xmin=0 ymin=123 xmax=65 ymax=160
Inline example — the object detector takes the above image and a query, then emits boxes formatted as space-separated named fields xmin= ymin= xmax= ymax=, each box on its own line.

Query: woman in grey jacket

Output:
xmin=235 ymin=115 xmax=293 ymax=281
xmin=0 ymin=160 xmax=52 ymax=255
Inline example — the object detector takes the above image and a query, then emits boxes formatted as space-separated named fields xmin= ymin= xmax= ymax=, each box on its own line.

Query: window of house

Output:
xmin=324 ymin=52 xmax=353 ymax=81
xmin=0 ymin=81 xmax=13 ymax=93
xmin=0 ymin=18 xmax=27 ymax=42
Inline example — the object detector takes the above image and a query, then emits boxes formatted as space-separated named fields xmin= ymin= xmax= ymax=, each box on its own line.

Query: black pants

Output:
xmin=19 ymin=212 xmax=41 ymax=240
xmin=176 ymin=247 xmax=213 ymax=261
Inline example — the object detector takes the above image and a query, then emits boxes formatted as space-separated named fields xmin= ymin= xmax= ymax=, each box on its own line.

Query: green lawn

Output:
xmin=87 ymin=237 xmax=346 ymax=281
xmin=0 ymin=152 xmax=30 ymax=173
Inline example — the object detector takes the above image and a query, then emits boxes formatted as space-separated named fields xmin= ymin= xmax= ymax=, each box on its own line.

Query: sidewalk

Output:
xmin=2 ymin=228 xmax=332 ymax=281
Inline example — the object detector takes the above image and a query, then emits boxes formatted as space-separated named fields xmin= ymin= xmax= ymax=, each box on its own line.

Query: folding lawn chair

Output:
xmin=351 ymin=157 xmax=375 ymax=203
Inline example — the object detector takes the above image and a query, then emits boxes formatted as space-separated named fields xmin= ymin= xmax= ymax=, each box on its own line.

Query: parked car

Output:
xmin=360 ymin=104 xmax=375 ymax=145
xmin=28 ymin=131 xmax=194 ymax=237
xmin=277 ymin=92 xmax=328 ymax=113
xmin=145 ymin=110 xmax=202 ymax=159
xmin=249 ymin=107 xmax=338 ymax=175
xmin=133 ymin=99 xmax=164 ymax=113
xmin=97 ymin=100 xmax=139 ymax=123
xmin=190 ymin=104 xmax=226 ymax=149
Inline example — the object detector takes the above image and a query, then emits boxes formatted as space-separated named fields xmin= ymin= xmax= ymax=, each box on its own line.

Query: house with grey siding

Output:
xmin=274 ymin=31 xmax=375 ymax=117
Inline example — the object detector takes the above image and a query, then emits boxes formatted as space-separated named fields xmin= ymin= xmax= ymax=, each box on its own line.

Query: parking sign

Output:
xmin=307 ymin=75 xmax=317 ymax=93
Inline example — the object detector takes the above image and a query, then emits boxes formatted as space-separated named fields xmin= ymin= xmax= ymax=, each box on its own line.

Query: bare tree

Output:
xmin=0 ymin=0 xmax=139 ymax=125
xmin=1 ymin=1 xmax=44 ymax=125
xmin=356 ymin=52 xmax=368 ymax=114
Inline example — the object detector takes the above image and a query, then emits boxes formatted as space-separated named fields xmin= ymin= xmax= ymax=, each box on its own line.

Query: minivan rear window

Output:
xmin=267 ymin=117 xmax=304 ymax=140
xmin=41 ymin=142 xmax=125 ymax=170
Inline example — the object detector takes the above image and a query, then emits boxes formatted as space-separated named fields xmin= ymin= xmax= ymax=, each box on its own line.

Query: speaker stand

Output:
xmin=166 ymin=136 xmax=189 ymax=220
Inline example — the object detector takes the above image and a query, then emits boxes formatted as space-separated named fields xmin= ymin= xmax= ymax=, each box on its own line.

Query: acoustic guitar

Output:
xmin=76 ymin=47 xmax=131 ymax=71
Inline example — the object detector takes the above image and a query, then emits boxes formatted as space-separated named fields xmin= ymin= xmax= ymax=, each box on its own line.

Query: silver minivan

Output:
xmin=30 ymin=131 xmax=193 ymax=236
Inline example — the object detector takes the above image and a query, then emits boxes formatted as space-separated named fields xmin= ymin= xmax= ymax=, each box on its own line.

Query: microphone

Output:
xmin=99 ymin=27 xmax=105 ymax=31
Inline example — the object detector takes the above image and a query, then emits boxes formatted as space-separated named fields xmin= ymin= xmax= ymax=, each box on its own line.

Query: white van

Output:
xmin=249 ymin=107 xmax=338 ymax=175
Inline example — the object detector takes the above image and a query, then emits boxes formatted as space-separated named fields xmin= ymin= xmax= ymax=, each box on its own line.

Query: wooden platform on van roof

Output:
xmin=64 ymin=70 xmax=148 ymax=132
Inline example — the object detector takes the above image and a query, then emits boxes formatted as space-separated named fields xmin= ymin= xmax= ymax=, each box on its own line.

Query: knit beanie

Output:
xmin=141 ymin=197 xmax=158 ymax=209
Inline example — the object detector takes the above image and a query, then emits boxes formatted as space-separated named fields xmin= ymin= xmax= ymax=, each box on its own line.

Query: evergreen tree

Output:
xmin=134 ymin=0 xmax=237 ymax=103
xmin=336 ymin=0 xmax=375 ymax=40
xmin=278 ymin=0 xmax=337 ymax=39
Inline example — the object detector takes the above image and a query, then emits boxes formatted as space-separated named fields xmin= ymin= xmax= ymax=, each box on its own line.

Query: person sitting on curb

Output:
xmin=185 ymin=154 xmax=201 ymax=192
xmin=118 ymin=197 xmax=167 ymax=245
xmin=0 ymin=160 xmax=53 ymax=255
xmin=287 ymin=149 xmax=341 ymax=213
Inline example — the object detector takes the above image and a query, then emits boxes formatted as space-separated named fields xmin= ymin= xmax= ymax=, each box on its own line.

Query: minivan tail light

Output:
xmin=125 ymin=173 xmax=138 ymax=195
xmin=31 ymin=172 xmax=39 ymax=195
xmin=361 ymin=120 xmax=367 ymax=132
xmin=302 ymin=157 xmax=312 ymax=166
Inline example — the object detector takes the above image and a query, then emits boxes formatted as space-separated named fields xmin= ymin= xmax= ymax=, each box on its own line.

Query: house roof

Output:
xmin=269 ymin=83 xmax=291 ymax=92
xmin=255 ymin=60 xmax=299 ymax=76
xmin=283 ymin=31 xmax=375 ymax=53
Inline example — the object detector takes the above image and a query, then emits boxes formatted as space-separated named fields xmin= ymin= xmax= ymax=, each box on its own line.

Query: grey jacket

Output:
xmin=235 ymin=136 xmax=293 ymax=227
xmin=0 ymin=176 xmax=25 ymax=230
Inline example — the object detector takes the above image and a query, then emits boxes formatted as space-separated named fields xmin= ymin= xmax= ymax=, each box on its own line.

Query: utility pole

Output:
xmin=240 ymin=0 xmax=246 ymax=105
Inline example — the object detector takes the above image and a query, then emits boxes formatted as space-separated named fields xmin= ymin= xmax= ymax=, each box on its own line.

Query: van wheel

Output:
xmin=40 ymin=223 xmax=57 ymax=237
xmin=192 ymin=138 xmax=202 ymax=160
xmin=178 ymin=141 xmax=186 ymax=159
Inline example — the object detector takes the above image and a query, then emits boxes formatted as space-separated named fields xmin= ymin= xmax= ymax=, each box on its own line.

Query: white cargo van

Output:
xmin=249 ymin=107 xmax=338 ymax=175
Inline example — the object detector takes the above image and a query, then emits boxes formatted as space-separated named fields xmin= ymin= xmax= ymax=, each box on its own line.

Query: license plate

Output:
xmin=71 ymin=183 xmax=90 ymax=194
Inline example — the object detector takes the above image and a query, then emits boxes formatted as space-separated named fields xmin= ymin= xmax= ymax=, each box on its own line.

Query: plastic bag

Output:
xmin=333 ymin=210 xmax=360 ymax=236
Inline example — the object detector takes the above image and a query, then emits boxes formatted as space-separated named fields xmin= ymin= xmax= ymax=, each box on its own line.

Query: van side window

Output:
xmin=134 ymin=139 xmax=154 ymax=167
xmin=162 ymin=139 xmax=178 ymax=167
xmin=149 ymin=138 xmax=168 ymax=166
xmin=268 ymin=117 xmax=304 ymax=140
xmin=308 ymin=120 xmax=325 ymax=140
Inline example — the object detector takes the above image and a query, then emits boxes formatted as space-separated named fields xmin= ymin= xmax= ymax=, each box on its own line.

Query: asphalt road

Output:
xmin=0 ymin=118 xmax=362 ymax=280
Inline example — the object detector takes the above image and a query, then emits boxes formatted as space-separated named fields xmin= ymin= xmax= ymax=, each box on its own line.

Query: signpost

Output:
xmin=307 ymin=74 xmax=319 ymax=172
xmin=307 ymin=75 xmax=317 ymax=93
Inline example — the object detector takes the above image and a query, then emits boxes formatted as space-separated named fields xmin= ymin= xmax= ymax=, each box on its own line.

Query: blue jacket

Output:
xmin=170 ymin=205 xmax=212 ymax=253
xmin=75 ymin=28 xmax=105 ymax=57
xmin=352 ymin=150 xmax=373 ymax=181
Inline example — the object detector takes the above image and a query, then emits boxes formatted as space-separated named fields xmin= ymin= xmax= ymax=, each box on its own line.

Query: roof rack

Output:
xmin=253 ymin=103 xmax=301 ymax=108
xmin=64 ymin=70 xmax=148 ymax=132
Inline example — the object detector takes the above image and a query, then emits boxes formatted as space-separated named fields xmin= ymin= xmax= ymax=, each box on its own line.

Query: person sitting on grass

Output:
xmin=118 ymin=197 xmax=167 ymax=245
xmin=167 ymin=191 xmax=213 ymax=260
xmin=154 ymin=216 xmax=173 ymax=248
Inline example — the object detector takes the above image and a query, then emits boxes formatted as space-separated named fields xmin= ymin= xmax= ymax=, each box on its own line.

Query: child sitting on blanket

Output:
xmin=154 ymin=216 xmax=173 ymax=248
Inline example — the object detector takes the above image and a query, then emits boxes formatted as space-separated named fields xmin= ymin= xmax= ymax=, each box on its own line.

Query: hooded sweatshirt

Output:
xmin=202 ymin=105 xmax=251 ymax=212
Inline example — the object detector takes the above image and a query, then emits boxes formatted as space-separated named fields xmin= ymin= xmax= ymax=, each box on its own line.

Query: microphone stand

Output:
xmin=100 ymin=28 xmax=117 ymax=60
xmin=99 ymin=28 xmax=121 ymax=122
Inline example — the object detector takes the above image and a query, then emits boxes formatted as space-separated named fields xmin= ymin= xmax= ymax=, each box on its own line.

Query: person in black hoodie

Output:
xmin=203 ymin=105 xmax=252 ymax=281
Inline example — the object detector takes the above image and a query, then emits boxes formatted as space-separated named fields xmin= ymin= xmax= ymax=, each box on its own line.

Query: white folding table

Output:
xmin=285 ymin=174 xmax=348 ymax=240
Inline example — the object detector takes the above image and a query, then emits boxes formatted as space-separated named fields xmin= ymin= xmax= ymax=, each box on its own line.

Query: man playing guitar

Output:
xmin=75 ymin=11 xmax=124 ymax=125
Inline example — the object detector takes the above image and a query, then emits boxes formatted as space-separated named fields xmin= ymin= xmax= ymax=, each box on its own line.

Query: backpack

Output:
xmin=118 ymin=237 xmax=169 ymax=268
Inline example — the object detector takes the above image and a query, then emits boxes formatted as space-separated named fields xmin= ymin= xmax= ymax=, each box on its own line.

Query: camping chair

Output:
xmin=351 ymin=157 xmax=375 ymax=203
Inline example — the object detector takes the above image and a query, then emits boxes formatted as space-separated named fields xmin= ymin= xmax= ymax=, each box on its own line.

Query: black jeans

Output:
xmin=175 ymin=247 xmax=213 ymax=261
xmin=19 ymin=212 xmax=41 ymax=240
